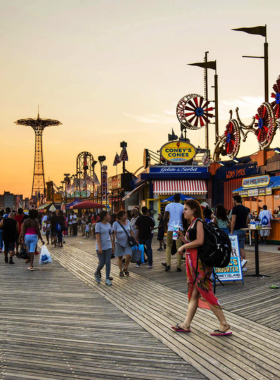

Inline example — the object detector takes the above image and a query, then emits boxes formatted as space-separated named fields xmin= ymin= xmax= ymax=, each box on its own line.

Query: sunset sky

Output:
xmin=1 ymin=0 xmax=280 ymax=198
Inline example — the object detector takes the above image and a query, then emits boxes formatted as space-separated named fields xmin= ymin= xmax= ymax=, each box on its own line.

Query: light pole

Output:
xmin=64 ymin=173 xmax=70 ymax=204
xmin=98 ymin=156 xmax=106 ymax=205
xmin=77 ymin=171 xmax=82 ymax=198
xmin=92 ymin=161 xmax=97 ymax=203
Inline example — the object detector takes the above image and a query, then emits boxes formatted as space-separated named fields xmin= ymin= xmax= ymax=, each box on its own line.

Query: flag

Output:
xmin=93 ymin=172 xmax=100 ymax=185
xmin=120 ymin=147 xmax=128 ymax=161
xmin=232 ymin=26 xmax=266 ymax=37
xmin=113 ymin=152 xmax=121 ymax=166
xmin=188 ymin=61 xmax=216 ymax=70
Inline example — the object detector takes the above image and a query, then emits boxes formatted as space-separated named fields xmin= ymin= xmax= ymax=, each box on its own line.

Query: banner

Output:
xmin=120 ymin=147 xmax=128 ymax=161
xmin=214 ymin=235 xmax=243 ymax=282
xmin=102 ymin=171 xmax=108 ymax=201
xmin=113 ymin=152 xmax=121 ymax=166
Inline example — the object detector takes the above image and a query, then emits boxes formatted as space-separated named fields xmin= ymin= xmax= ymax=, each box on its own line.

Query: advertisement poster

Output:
xmin=214 ymin=235 xmax=244 ymax=283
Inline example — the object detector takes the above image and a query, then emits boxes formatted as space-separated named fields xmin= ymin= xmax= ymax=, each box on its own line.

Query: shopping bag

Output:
xmin=131 ymin=245 xmax=142 ymax=263
xmin=39 ymin=245 xmax=52 ymax=265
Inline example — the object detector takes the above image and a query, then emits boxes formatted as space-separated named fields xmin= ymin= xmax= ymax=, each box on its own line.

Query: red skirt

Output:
xmin=186 ymin=248 xmax=221 ymax=310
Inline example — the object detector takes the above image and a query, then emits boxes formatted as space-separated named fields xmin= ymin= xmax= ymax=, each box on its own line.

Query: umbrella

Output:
xmin=66 ymin=198 xmax=81 ymax=210
xmin=70 ymin=201 xmax=105 ymax=209
xmin=161 ymin=194 xmax=195 ymax=203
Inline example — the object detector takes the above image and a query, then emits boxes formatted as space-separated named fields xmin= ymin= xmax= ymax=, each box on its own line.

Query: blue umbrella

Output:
xmin=161 ymin=194 xmax=195 ymax=202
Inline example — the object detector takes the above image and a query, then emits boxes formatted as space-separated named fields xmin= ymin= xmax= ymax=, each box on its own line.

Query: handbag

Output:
xmin=131 ymin=244 xmax=144 ymax=263
xmin=117 ymin=221 xmax=137 ymax=247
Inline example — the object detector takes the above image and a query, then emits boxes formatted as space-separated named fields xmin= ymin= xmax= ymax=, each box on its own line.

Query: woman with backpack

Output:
xmin=172 ymin=199 xmax=231 ymax=336
xmin=214 ymin=204 xmax=230 ymax=234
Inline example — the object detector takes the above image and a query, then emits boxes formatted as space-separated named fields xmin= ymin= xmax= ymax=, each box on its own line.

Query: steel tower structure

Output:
xmin=15 ymin=110 xmax=62 ymax=197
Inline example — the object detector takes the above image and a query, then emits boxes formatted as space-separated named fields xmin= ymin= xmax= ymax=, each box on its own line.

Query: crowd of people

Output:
xmin=0 ymin=194 xmax=273 ymax=335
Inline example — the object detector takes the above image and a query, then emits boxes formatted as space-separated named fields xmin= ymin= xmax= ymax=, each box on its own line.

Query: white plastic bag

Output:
xmin=39 ymin=245 xmax=52 ymax=265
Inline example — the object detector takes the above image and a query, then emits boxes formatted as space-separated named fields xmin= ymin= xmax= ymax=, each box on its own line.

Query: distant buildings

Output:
xmin=0 ymin=191 xmax=25 ymax=211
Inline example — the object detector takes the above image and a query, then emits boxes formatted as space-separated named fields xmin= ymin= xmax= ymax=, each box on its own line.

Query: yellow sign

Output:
xmin=160 ymin=141 xmax=196 ymax=163
xmin=242 ymin=175 xmax=270 ymax=188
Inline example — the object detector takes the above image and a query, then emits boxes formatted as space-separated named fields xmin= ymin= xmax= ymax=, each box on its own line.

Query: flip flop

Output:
xmin=171 ymin=324 xmax=191 ymax=333
xmin=270 ymin=285 xmax=280 ymax=289
xmin=210 ymin=329 xmax=232 ymax=336
xmin=28 ymin=267 xmax=34 ymax=271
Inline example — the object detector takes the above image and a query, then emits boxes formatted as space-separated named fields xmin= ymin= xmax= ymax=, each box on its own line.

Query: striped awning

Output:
xmin=153 ymin=180 xmax=207 ymax=195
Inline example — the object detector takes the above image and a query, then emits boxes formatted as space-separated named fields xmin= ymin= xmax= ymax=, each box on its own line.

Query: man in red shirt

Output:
xmin=14 ymin=208 xmax=24 ymax=255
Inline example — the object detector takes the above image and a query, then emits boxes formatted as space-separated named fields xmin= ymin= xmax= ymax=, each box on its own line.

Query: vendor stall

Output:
xmin=233 ymin=175 xmax=280 ymax=244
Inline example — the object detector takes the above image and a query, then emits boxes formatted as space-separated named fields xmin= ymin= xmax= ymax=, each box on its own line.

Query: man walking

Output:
xmin=163 ymin=193 xmax=184 ymax=272
xmin=135 ymin=207 xmax=155 ymax=268
xmin=230 ymin=195 xmax=250 ymax=271
xmin=259 ymin=205 xmax=273 ymax=244
xmin=0 ymin=212 xmax=19 ymax=264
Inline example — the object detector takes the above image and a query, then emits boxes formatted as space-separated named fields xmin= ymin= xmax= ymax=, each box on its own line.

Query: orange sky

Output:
xmin=1 ymin=0 xmax=280 ymax=198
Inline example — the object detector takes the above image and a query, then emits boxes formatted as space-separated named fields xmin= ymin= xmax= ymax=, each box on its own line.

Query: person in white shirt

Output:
xmin=163 ymin=193 xmax=184 ymax=272
xmin=259 ymin=205 xmax=273 ymax=245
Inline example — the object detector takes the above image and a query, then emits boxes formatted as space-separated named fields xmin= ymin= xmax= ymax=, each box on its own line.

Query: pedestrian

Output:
xmin=110 ymin=213 xmax=117 ymax=226
xmin=0 ymin=210 xmax=4 ymax=251
xmin=214 ymin=204 xmax=230 ymax=233
xmin=21 ymin=209 xmax=44 ymax=271
xmin=4 ymin=207 xmax=11 ymax=218
xmin=203 ymin=206 xmax=212 ymax=223
xmin=259 ymin=205 xmax=273 ymax=244
xmin=230 ymin=195 xmax=250 ymax=271
xmin=130 ymin=208 xmax=139 ymax=238
xmin=163 ymin=193 xmax=184 ymax=272
xmin=57 ymin=210 xmax=66 ymax=247
xmin=14 ymin=208 xmax=25 ymax=255
xmin=172 ymin=199 xmax=232 ymax=336
xmin=91 ymin=212 xmax=100 ymax=238
xmin=71 ymin=211 xmax=78 ymax=236
xmin=50 ymin=211 xmax=58 ymax=248
xmin=113 ymin=209 xmax=136 ymax=277
xmin=85 ymin=223 xmax=90 ymax=238
xmin=68 ymin=211 xmax=73 ymax=235
xmin=0 ymin=212 xmax=19 ymax=264
xmin=81 ymin=212 xmax=87 ymax=236
xmin=156 ymin=213 xmax=165 ymax=251
xmin=94 ymin=211 xmax=114 ymax=286
xmin=135 ymin=206 xmax=155 ymax=268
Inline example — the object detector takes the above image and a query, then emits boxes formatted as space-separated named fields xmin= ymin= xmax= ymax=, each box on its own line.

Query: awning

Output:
xmin=37 ymin=202 xmax=52 ymax=210
xmin=233 ymin=176 xmax=280 ymax=194
xmin=122 ymin=182 xmax=147 ymax=201
xmin=153 ymin=180 xmax=207 ymax=195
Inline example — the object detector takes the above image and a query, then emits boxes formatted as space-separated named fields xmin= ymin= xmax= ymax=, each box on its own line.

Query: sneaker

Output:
xmin=165 ymin=265 xmax=170 ymax=272
xmin=4 ymin=257 xmax=8 ymax=263
xmin=177 ymin=268 xmax=182 ymax=272
xmin=162 ymin=262 xmax=167 ymax=267
xmin=9 ymin=258 xmax=15 ymax=264
xmin=157 ymin=248 xmax=163 ymax=251
xmin=135 ymin=264 xmax=140 ymax=268
xmin=105 ymin=279 xmax=112 ymax=286
xmin=242 ymin=267 xmax=248 ymax=272
xmin=94 ymin=274 xmax=101 ymax=283
xmin=148 ymin=265 xmax=153 ymax=269
xmin=241 ymin=259 xmax=247 ymax=268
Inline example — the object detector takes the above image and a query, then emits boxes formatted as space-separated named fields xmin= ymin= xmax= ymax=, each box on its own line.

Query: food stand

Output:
xmin=233 ymin=175 xmax=280 ymax=244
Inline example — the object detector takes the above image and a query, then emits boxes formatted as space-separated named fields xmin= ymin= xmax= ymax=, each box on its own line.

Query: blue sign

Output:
xmin=149 ymin=166 xmax=208 ymax=174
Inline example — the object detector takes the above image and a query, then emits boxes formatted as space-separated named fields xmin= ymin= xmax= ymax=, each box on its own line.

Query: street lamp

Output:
xmin=61 ymin=181 xmax=65 ymax=204
xmin=98 ymin=156 xmax=106 ymax=205
xmin=77 ymin=171 xmax=82 ymax=198
xmin=92 ymin=160 xmax=97 ymax=203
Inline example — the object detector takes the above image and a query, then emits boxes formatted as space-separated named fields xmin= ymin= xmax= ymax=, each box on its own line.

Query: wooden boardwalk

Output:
xmin=67 ymin=234 xmax=280 ymax=332
xmin=47 ymin=236 xmax=280 ymax=380
xmin=0 ymin=256 xmax=205 ymax=380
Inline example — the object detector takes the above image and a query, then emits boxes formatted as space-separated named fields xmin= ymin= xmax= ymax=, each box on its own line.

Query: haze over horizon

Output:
xmin=1 ymin=0 xmax=280 ymax=198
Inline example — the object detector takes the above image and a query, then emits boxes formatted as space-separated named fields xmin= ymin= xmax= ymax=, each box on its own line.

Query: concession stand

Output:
xmin=233 ymin=174 xmax=280 ymax=244
xmin=122 ymin=139 xmax=210 ymax=221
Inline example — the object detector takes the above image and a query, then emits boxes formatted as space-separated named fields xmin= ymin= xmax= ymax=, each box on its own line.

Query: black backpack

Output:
xmin=193 ymin=219 xmax=232 ymax=268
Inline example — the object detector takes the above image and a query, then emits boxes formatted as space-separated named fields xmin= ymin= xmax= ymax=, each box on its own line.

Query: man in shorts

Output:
xmin=230 ymin=195 xmax=250 ymax=271
xmin=0 ymin=212 xmax=19 ymax=264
